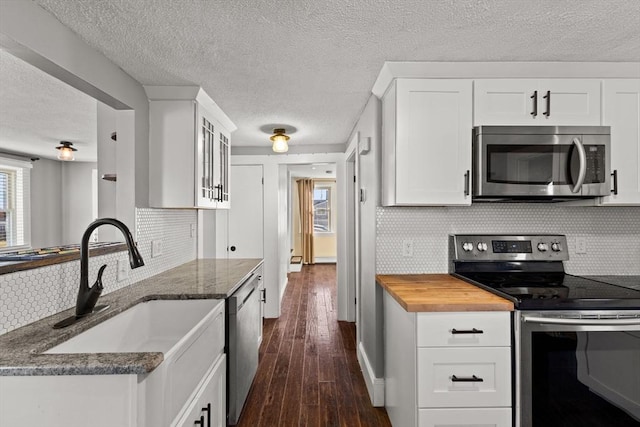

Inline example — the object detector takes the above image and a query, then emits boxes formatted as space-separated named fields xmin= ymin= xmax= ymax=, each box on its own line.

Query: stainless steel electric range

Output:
xmin=450 ymin=234 xmax=640 ymax=427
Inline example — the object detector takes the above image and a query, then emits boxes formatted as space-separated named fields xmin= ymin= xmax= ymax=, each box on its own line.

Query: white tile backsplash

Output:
xmin=376 ymin=204 xmax=640 ymax=275
xmin=0 ymin=208 xmax=197 ymax=335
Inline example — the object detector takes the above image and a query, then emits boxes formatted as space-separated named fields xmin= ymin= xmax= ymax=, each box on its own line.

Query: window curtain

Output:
xmin=297 ymin=178 xmax=314 ymax=264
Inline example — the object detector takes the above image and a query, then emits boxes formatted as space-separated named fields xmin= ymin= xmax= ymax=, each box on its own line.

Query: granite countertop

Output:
xmin=0 ymin=258 xmax=263 ymax=376
xmin=376 ymin=273 xmax=514 ymax=312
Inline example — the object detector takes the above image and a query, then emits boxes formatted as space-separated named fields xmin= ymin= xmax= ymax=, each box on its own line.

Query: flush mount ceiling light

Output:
xmin=56 ymin=141 xmax=77 ymax=161
xmin=270 ymin=128 xmax=290 ymax=153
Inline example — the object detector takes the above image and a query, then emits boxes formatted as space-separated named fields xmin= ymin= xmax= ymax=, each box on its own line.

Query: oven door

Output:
xmin=474 ymin=132 xmax=610 ymax=198
xmin=516 ymin=311 xmax=640 ymax=427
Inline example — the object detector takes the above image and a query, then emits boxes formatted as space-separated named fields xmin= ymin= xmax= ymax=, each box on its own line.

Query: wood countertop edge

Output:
xmin=377 ymin=274 xmax=514 ymax=312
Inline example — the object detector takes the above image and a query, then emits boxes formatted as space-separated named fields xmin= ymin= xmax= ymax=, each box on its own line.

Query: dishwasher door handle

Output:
xmin=237 ymin=285 xmax=257 ymax=311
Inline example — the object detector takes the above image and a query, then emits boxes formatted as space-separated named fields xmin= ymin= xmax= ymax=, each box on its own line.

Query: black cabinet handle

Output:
xmin=451 ymin=374 xmax=484 ymax=383
xmin=530 ymin=90 xmax=538 ymax=117
xmin=543 ymin=90 xmax=551 ymax=117
xmin=451 ymin=328 xmax=484 ymax=334
xmin=202 ymin=403 xmax=211 ymax=427
xmin=215 ymin=184 xmax=223 ymax=202
xmin=260 ymin=288 xmax=267 ymax=303
xmin=464 ymin=170 xmax=470 ymax=196
xmin=194 ymin=414 xmax=205 ymax=426
xmin=611 ymin=170 xmax=618 ymax=195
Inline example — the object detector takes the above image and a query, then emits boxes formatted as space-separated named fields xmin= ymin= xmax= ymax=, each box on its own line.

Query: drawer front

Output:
xmin=417 ymin=312 xmax=510 ymax=347
xmin=419 ymin=408 xmax=512 ymax=427
xmin=418 ymin=347 xmax=511 ymax=408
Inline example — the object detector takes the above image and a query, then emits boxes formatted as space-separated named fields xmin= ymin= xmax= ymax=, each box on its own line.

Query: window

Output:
xmin=0 ymin=157 xmax=31 ymax=251
xmin=313 ymin=185 xmax=332 ymax=233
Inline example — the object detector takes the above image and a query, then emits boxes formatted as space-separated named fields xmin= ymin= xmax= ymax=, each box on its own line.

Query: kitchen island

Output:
xmin=0 ymin=258 xmax=263 ymax=376
xmin=378 ymin=274 xmax=514 ymax=427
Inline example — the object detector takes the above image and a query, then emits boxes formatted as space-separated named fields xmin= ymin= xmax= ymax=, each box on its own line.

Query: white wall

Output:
xmin=30 ymin=158 xmax=62 ymax=248
xmin=348 ymin=96 xmax=384 ymax=384
xmin=61 ymin=162 xmax=97 ymax=244
xmin=231 ymin=153 xmax=347 ymax=319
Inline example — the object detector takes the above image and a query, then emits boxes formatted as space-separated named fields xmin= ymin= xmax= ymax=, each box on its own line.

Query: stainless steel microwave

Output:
xmin=473 ymin=126 xmax=611 ymax=201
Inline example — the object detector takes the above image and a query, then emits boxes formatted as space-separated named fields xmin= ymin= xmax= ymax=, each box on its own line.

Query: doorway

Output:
xmin=288 ymin=164 xmax=337 ymax=267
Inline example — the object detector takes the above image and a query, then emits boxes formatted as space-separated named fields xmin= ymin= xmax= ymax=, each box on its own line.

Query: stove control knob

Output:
xmin=477 ymin=242 xmax=488 ymax=252
xmin=551 ymin=242 xmax=562 ymax=252
xmin=537 ymin=243 xmax=549 ymax=252
xmin=462 ymin=242 xmax=473 ymax=252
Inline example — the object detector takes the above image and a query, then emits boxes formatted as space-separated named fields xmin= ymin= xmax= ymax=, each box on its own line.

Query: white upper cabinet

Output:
xmin=600 ymin=79 xmax=640 ymax=205
xmin=382 ymin=79 xmax=473 ymax=206
xmin=146 ymin=86 xmax=235 ymax=209
xmin=474 ymin=79 xmax=601 ymax=126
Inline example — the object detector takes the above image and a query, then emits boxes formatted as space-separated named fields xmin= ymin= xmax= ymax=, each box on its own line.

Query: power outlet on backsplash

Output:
xmin=575 ymin=236 xmax=587 ymax=254
xmin=151 ymin=240 xmax=163 ymax=258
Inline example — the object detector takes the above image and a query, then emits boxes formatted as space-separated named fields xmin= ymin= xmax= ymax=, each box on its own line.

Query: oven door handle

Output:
xmin=571 ymin=137 xmax=587 ymax=194
xmin=523 ymin=316 xmax=640 ymax=326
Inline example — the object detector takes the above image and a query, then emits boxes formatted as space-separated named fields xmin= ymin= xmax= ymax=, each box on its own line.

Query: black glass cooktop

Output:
xmin=457 ymin=272 xmax=640 ymax=310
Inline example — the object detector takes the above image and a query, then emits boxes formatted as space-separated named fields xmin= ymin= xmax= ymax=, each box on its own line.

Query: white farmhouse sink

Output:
xmin=44 ymin=298 xmax=226 ymax=426
xmin=46 ymin=299 xmax=220 ymax=355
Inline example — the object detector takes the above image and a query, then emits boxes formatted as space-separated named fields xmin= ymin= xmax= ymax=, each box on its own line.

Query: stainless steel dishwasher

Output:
xmin=227 ymin=273 xmax=261 ymax=425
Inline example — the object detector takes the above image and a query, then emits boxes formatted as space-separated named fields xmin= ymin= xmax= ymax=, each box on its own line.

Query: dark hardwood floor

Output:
xmin=237 ymin=264 xmax=392 ymax=427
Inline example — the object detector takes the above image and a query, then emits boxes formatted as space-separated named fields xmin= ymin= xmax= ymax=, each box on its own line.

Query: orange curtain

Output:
xmin=297 ymin=178 xmax=314 ymax=264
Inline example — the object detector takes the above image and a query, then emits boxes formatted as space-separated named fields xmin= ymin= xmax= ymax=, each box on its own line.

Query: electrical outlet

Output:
xmin=575 ymin=236 xmax=587 ymax=254
xmin=151 ymin=240 xmax=163 ymax=258
xmin=402 ymin=239 xmax=414 ymax=257
xmin=117 ymin=258 xmax=128 ymax=282
xmin=190 ymin=223 xmax=196 ymax=238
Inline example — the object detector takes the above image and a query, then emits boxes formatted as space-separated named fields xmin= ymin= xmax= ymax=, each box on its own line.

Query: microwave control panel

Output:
xmin=452 ymin=234 xmax=569 ymax=262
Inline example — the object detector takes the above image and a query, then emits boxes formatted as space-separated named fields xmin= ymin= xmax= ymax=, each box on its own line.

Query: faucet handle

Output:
xmin=94 ymin=264 xmax=107 ymax=291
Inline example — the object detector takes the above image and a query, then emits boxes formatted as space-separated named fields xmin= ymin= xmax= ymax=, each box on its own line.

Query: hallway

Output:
xmin=237 ymin=264 xmax=392 ymax=426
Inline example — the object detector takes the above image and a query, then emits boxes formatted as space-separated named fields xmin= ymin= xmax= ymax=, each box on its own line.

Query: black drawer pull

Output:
xmin=202 ymin=403 xmax=211 ymax=427
xmin=451 ymin=374 xmax=484 ymax=383
xmin=194 ymin=414 xmax=205 ymax=426
xmin=530 ymin=90 xmax=538 ymax=117
xmin=451 ymin=328 xmax=483 ymax=334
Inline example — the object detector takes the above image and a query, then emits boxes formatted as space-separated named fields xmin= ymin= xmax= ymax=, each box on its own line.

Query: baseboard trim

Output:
xmin=314 ymin=257 xmax=337 ymax=263
xmin=357 ymin=342 xmax=385 ymax=407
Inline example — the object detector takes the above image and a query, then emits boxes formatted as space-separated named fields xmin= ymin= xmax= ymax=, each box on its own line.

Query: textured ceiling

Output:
xmin=25 ymin=0 xmax=640 ymax=151
xmin=0 ymin=50 xmax=97 ymax=162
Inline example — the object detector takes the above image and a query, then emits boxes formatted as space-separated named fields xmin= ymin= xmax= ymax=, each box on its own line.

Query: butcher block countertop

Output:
xmin=376 ymin=274 xmax=514 ymax=312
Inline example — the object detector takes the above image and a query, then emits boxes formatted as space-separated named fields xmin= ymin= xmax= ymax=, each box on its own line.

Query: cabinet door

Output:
xmin=601 ymin=79 xmax=640 ymax=205
xmin=212 ymin=125 xmax=231 ymax=209
xmin=394 ymin=79 xmax=472 ymax=205
xmin=474 ymin=79 xmax=601 ymax=126
xmin=539 ymin=79 xmax=601 ymax=125
xmin=173 ymin=354 xmax=226 ymax=427
xmin=419 ymin=408 xmax=512 ymax=427
xmin=196 ymin=106 xmax=218 ymax=209
xmin=474 ymin=79 xmax=538 ymax=125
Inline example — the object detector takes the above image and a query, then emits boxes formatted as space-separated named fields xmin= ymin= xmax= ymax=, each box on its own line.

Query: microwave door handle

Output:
xmin=571 ymin=137 xmax=587 ymax=193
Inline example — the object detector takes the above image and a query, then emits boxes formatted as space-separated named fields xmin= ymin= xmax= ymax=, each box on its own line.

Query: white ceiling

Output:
xmin=0 ymin=49 xmax=98 ymax=162
xmin=16 ymin=1 xmax=640 ymax=153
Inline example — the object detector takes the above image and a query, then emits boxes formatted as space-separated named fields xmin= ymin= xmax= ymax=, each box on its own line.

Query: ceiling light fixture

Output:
xmin=56 ymin=141 xmax=77 ymax=161
xmin=270 ymin=128 xmax=290 ymax=153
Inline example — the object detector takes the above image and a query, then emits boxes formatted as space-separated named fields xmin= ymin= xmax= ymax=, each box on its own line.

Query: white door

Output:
xmin=227 ymin=165 xmax=264 ymax=258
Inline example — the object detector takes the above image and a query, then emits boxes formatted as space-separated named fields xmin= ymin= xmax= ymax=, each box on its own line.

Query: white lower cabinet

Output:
xmin=418 ymin=408 xmax=512 ymax=427
xmin=0 ymin=300 xmax=226 ymax=427
xmin=384 ymin=292 xmax=513 ymax=427
xmin=174 ymin=354 xmax=226 ymax=427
